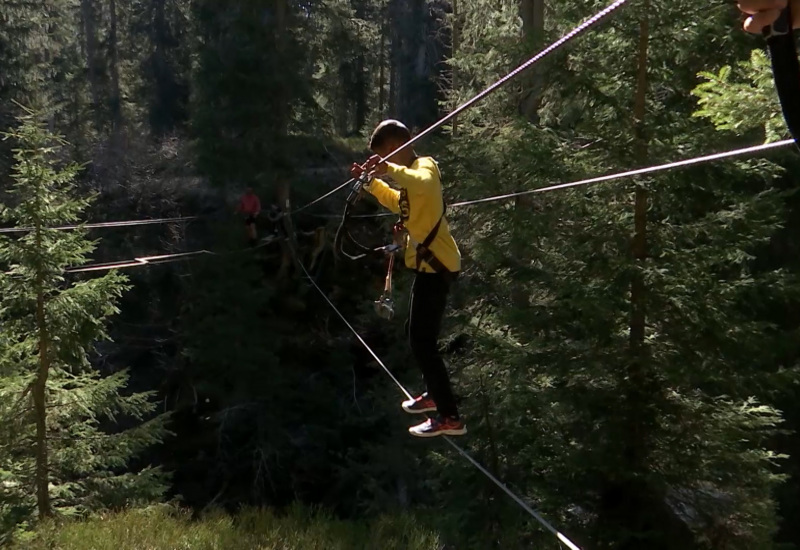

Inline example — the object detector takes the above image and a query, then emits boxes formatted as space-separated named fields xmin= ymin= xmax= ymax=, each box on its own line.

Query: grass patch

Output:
xmin=12 ymin=504 xmax=441 ymax=550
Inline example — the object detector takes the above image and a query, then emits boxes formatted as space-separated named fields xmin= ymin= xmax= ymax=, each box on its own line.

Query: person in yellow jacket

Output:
xmin=350 ymin=119 xmax=466 ymax=438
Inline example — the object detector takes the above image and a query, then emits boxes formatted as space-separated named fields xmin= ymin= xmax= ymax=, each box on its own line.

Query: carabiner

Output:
xmin=374 ymin=252 xmax=396 ymax=320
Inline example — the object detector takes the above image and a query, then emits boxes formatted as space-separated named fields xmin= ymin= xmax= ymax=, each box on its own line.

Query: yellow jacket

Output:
xmin=366 ymin=156 xmax=461 ymax=273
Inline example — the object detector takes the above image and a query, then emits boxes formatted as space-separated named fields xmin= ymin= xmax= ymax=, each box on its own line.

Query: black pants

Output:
xmin=408 ymin=271 xmax=459 ymax=418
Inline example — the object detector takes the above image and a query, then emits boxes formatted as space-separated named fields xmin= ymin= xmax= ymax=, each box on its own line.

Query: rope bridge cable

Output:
xmin=63 ymin=236 xmax=284 ymax=273
xmin=300 ymin=140 xmax=797 ymax=218
xmin=290 ymin=0 xmax=630 ymax=215
xmin=447 ymin=139 xmax=797 ymax=209
xmin=65 ymin=250 xmax=213 ymax=273
xmin=59 ymin=140 xmax=796 ymax=273
xmin=292 ymin=179 xmax=354 ymax=215
xmin=0 ymin=216 xmax=197 ymax=234
xmin=296 ymin=260 xmax=583 ymax=550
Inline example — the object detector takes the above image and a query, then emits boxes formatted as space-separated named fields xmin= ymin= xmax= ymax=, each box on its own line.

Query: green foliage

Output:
xmin=435 ymin=1 xmax=800 ymax=548
xmin=190 ymin=0 xmax=313 ymax=186
xmin=693 ymin=50 xmax=786 ymax=142
xmin=0 ymin=112 xmax=169 ymax=540
xmin=3 ymin=0 xmax=800 ymax=549
xmin=10 ymin=505 xmax=441 ymax=550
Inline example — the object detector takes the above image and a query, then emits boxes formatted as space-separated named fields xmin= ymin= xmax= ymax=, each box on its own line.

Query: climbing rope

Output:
xmin=448 ymin=139 xmax=797 ymax=208
xmin=293 ymin=139 xmax=797 ymax=220
xmin=0 ymin=215 xmax=196 ymax=234
xmin=291 ymin=0 xmax=629 ymax=215
xmin=65 ymin=250 xmax=212 ymax=273
xmin=297 ymin=260 xmax=582 ymax=550
xmin=63 ymin=139 xmax=795 ymax=273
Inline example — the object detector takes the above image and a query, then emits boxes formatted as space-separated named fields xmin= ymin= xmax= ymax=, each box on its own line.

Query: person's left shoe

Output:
xmin=401 ymin=393 xmax=437 ymax=414
xmin=409 ymin=416 xmax=467 ymax=438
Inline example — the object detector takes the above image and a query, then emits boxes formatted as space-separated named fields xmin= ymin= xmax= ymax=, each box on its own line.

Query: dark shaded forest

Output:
xmin=1 ymin=0 xmax=800 ymax=548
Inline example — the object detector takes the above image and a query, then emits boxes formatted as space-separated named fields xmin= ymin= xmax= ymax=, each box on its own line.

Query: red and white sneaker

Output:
xmin=401 ymin=393 xmax=437 ymax=414
xmin=409 ymin=416 xmax=467 ymax=438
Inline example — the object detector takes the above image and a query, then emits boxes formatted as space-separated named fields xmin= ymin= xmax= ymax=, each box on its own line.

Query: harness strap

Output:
xmin=412 ymin=195 xmax=453 ymax=277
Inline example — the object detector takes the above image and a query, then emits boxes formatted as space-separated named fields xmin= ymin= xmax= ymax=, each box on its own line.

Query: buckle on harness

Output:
xmin=373 ymin=293 xmax=395 ymax=320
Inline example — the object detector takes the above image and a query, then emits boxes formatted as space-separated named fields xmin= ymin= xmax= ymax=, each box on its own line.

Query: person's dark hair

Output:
xmin=369 ymin=119 xmax=411 ymax=151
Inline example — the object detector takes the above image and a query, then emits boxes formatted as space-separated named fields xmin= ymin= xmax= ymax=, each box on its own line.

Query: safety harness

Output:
xmin=334 ymin=167 xmax=454 ymax=319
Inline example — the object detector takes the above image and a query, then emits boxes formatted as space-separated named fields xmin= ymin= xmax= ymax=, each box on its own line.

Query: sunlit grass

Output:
xmin=13 ymin=504 xmax=441 ymax=550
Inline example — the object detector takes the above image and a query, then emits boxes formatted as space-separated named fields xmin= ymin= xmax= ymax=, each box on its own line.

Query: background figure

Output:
xmin=267 ymin=204 xmax=283 ymax=239
xmin=237 ymin=187 xmax=261 ymax=245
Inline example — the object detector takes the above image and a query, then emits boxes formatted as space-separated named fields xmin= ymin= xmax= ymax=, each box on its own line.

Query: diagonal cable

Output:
xmin=65 ymin=250 xmax=212 ymax=273
xmin=448 ymin=139 xmax=796 ymax=208
xmin=0 ymin=216 xmax=196 ymax=234
xmin=291 ymin=0 xmax=629 ymax=214
xmin=297 ymin=260 xmax=582 ymax=550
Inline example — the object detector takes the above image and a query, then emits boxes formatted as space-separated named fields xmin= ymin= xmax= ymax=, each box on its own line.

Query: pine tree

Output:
xmin=0 ymin=0 xmax=78 ymax=183
xmin=432 ymin=0 xmax=798 ymax=547
xmin=0 ymin=110 xmax=169 ymax=539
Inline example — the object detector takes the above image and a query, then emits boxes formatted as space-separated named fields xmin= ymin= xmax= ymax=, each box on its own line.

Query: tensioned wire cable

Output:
xmin=0 ymin=216 xmax=196 ymax=234
xmin=448 ymin=139 xmax=796 ymax=208
xmin=291 ymin=0 xmax=630 ymax=215
xmin=296 ymin=259 xmax=583 ymax=550
xmin=299 ymin=140 xmax=797 ymax=219
xmin=288 ymin=139 xmax=797 ymax=550
xmin=65 ymin=250 xmax=213 ymax=273
xmin=60 ymin=139 xmax=796 ymax=272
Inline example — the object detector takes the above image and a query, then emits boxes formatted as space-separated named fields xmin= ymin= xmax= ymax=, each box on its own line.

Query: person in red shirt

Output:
xmin=238 ymin=187 xmax=261 ymax=244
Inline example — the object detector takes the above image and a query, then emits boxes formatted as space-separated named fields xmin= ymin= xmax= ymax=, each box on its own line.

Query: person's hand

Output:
xmin=350 ymin=162 xmax=366 ymax=180
xmin=364 ymin=155 xmax=388 ymax=177
xmin=739 ymin=0 xmax=800 ymax=33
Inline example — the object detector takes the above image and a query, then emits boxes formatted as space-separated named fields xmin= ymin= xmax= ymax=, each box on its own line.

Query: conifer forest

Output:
xmin=1 ymin=0 xmax=800 ymax=548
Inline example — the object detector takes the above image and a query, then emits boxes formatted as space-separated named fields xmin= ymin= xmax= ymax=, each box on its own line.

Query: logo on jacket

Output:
xmin=399 ymin=189 xmax=410 ymax=221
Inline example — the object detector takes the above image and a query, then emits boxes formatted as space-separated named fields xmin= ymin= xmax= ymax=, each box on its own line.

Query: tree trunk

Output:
xmin=596 ymin=9 xmax=652 ymax=549
xmin=451 ymin=0 xmax=459 ymax=136
xmin=388 ymin=0 xmax=399 ymax=117
xmin=32 ymin=225 xmax=52 ymax=518
xmin=625 ymin=0 xmax=651 ymax=482
xmin=108 ymin=0 xmax=123 ymax=132
xmin=518 ymin=0 xmax=545 ymax=122
xmin=629 ymin=4 xmax=649 ymax=373
xmin=80 ymin=0 xmax=102 ymax=129
xmin=277 ymin=183 xmax=299 ymax=279
xmin=274 ymin=0 xmax=288 ymax=141
xmin=354 ymin=51 xmax=367 ymax=133
xmin=273 ymin=0 xmax=297 ymax=277
xmin=377 ymin=1 xmax=387 ymax=116
xmin=335 ymin=61 xmax=349 ymax=135
xmin=605 ymin=8 xmax=651 ymax=548
xmin=478 ymin=374 xmax=503 ymax=541
xmin=150 ymin=0 xmax=176 ymax=134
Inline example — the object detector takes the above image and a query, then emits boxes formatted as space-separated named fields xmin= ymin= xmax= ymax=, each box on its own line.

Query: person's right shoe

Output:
xmin=401 ymin=393 xmax=437 ymax=414
xmin=408 ymin=416 xmax=467 ymax=438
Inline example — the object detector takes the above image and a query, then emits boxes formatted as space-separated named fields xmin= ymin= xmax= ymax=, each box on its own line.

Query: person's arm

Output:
xmin=382 ymin=158 xmax=438 ymax=193
xmin=254 ymin=196 xmax=261 ymax=217
xmin=366 ymin=178 xmax=401 ymax=213
xmin=740 ymin=0 xmax=800 ymax=32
